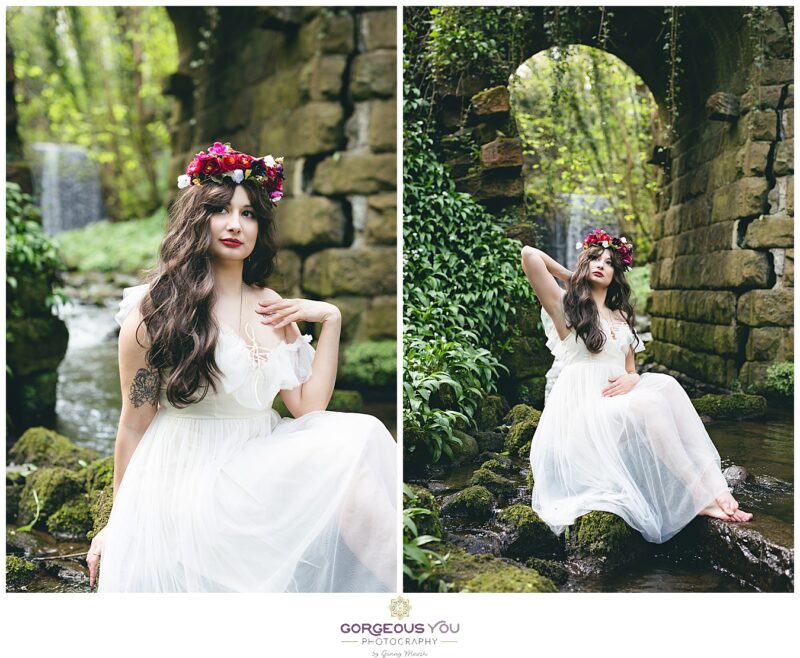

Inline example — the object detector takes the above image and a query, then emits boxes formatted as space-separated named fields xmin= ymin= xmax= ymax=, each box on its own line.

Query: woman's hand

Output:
xmin=256 ymin=298 xmax=341 ymax=329
xmin=602 ymin=372 xmax=640 ymax=397
xmin=86 ymin=526 xmax=107 ymax=589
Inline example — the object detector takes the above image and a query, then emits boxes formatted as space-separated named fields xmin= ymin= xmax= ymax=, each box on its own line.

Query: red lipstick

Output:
xmin=220 ymin=238 xmax=243 ymax=248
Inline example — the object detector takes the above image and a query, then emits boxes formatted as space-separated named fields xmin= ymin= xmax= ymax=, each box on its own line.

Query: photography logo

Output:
xmin=389 ymin=595 xmax=412 ymax=620
xmin=339 ymin=596 xmax=460 ymax=653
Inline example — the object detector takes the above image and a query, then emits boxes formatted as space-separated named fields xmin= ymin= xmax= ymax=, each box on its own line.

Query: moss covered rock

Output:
xmin=469 ymin=467 xmax=516 ymax=497
xmin=6 ymin=555 xmax=37 ymax=588
xmin=691 ymin=393 xmax=767 ymax=420
xmin=570 ymin=511 xmax=645 ymax=570
xmin=478 ymin=456 xmax=516 ymax=475
xmin=9 ymin=427 xmax=98 ymax=470
xmin=474 ymin=428 xmax=506 ymax=453
xmin=429 ymin=545 xmax=557 ymax=593
xmin=526 ymin=557 xmax=570 ymax=586
xmin=441 ymin=485 xmax=495 ymax=521
xmin=82 ymin=456 xmax=114 ymax=494
xmin=499 ymin=503 xmax=561 ymax=559
xmin=88 ymin=487 xmax=114 ymax=540
xmin=406 ymin=484 xmax=443 ymax=539
xmin=504 ymin=409 xmax=541 ymax=454
xmin=475 ymin=394 xmax=509 ymax=430
xmin=338 ymin=340 xmax=396 ymax=388
xmin=17 ymin=467 xmax=85 ymax=527
xmin=6 ymin=484 xmax=23 ymax=523
xmin=46 ymin=495 xmax=93 ymax=538
xmin=505 ymin=403 xmax=539 ymax=426
xmin=450 ymin=430 xmax=479 ymax=464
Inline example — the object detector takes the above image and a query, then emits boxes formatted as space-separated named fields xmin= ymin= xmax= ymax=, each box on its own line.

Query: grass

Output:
xmin=54 ymin=208 xmax=166 ymax=276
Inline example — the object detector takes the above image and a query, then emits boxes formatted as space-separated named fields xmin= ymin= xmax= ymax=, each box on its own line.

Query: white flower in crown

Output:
xmin=232 ymin=168 xmax=244 ymax=183
xmin=575 ymin=241 xmax=583 ymax=250
xmin=601 ymin=240 xmax=609 ymax=247
xmin=620 ymin=237 xmax=627 ymax=243
xmin=177 ymin=174 xmax=191 ymax=189
xmin=263 ymin=155 xmax=276 ymax=167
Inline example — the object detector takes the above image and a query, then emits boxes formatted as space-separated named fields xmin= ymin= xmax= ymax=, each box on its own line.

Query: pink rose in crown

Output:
xmin=200 ymin=155 xmax=221 ymax=175
xmin=235 ymin=153 xmax=253 ymax=170
xmin=186 ymin=157 xmax=203 ymax=176
xmin=220 ymin=153 xmax=238 ymax=170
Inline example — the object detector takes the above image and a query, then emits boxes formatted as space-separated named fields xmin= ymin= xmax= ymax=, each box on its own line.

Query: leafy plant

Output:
xmin=402 ymin=484 xmax=448 ymax=591
xmin=766 ymin=361 xmax=793 ymax=397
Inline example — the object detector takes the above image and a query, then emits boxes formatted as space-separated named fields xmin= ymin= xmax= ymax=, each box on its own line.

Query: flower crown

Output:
xmin=176 ymin=142 xmax=284 ymax=203
xmin=576 ymin=228 xmax=634 ymax=270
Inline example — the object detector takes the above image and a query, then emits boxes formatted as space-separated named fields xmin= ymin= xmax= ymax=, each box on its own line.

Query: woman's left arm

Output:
xmin=258 ymin=297 xmax=342 ymax=416
xmin=601 ymin=348 xmax=640 ymax=397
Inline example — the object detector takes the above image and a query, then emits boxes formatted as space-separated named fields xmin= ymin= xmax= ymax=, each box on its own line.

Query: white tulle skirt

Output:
xmin=98 ymin=410 xmax=397 ymax=592
xmin=531 ymin=363 xmax=730 ymax=544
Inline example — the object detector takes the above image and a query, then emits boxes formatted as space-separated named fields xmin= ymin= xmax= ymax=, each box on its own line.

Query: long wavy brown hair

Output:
xmin=563 ymin=244 xmax=640 ymax=354
xmin=139 ymin=178 xmax=277 ymax=407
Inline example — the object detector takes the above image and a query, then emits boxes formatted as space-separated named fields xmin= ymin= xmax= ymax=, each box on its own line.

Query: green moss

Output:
xmin=82 ymin=456 xmax=114 ymax=494
xmin=441 ymin=485 xmax=495 ymax=521
xmin=406 ymin=484 xmax=443 ymax=539
xmin=9 ymin=427 xmax=97 ymax=470
xmin=46 ymin=495 xmax=93 ymax=537
xmin=6 ymin=555 xmax=37 ymax=588
xmin=504 ymin=413 xmax=540 ymax=453
xmin=6 ymin=484 xmax=23 ymax=523
xmin=475 ymin=394 xmax=509 ymax=430
xmin=88 ymin=487 xmax=114 ymax=540
xmin=17 ymin=467 xmax=85 ymax=527
xmin=431 ymin=546 xmax=557 ymax=593
xmin=525 ymin=557 xmax=569 ymax=586
xmin=338 ymin=340 xmax=396 ymax=388
xmin=574 ymin=511 xmax=636 ymax=556
xmin=766 ymin=361 xmax=793 ymax=397
xmin=498 ymin=503 xmax=560 ymax=558
xmin=479 ymin=458 xmax=515 ymax=475
xmin=504 ymin=403 xmax=539 ymax=426
xmin=517 ymin=439 xmax=532 ymax=459
xmin=469 ymin=467 xmax=516 ymax=497
xmin=691 ymin=393 xmax=767 ymax=420
xmin=525 ymin=469 xmax=534 ymax=492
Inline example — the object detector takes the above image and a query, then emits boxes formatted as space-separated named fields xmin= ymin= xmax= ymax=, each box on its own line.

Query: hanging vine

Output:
xmin=662 ymin=7 xmax=682 ymax=145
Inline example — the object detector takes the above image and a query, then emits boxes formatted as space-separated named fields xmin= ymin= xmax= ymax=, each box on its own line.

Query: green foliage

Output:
xmin=339 ymin=340 xmax=396 ymax=388
xmin=766 ymin=362 xmax=793 ymax=397
xmin=8 ymin=6 xmax=177 ymax=220
xmin=511 ymin=46 xmax=659 ymax=258
xmin=55 ymin=208 xmax=165 ymax=274
xmin=403 ymin=484 xmax=449 ymax=591
xmin=626 ymin=265 xmax=651 ymax=309
xmin=403 ymin=80 xmax=534 ymax=464
xmin=5 ymin=183 xmax=68 ymax=339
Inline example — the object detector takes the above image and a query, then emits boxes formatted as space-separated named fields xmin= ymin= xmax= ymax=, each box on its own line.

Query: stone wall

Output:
xmin=164 ymin=7 xmax=396 ymax=353
xmin=427 ymin=7 xmax=793 ymax=393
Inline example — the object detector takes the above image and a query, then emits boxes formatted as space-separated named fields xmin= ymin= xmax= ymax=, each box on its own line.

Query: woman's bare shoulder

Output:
xmin=249 ymin=285 xmax=283 ymax=303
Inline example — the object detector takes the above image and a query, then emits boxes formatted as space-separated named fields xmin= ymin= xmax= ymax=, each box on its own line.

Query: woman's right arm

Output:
xmin=113 ymin=306 xmax=159 ymax=494
xmin=521 ymin=246 xmax=572 ymax=340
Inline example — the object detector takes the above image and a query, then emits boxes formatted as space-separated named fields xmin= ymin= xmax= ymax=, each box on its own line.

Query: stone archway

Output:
xmin=433 ymin=6 xmax=793 ymax=392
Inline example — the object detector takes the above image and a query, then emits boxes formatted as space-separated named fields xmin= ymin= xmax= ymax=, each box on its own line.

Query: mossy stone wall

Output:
xmin=428 ymin=7 xmax=793 ymax=392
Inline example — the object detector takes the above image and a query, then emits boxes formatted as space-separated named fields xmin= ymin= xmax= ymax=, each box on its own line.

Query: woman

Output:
xmin=87 ymin=142 xmax=396 ymax=592
xmin=520 ymin=229 xmax=751 ymax=545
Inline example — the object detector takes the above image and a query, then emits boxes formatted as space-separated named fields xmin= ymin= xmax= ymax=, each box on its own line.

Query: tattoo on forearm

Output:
xmin=129 ymin=368 xmax=159 ymax=407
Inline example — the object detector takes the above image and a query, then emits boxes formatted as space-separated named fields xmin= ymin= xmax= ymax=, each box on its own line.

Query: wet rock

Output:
xmin=441 ymin=485 xmax=495 ymax=521
xmin=46 ymin=495 xmax=93 ymax=538
xmin=17 ymin=467 xmax=85 ymax=527
xmin=406 ymin=484 xmax=443 ymax=539
xmin=448 ymin=529 xmax=503 ymax=556
xmin=569 ymin=511 xmax=646 ymax=573
xmin=478 ymin=455 xmax=516 ymax=475
xmin=684 ymin=517 xmax=793 ymax=592
xmin=474 ymin=428 xmax=506 ymax=453
xmin=504 ymin=406 xmax=541 ymax=454
xmin=690 ymin=393 xmax=767 ymax=420
xmin=723 ymin=464 xmax=750 ymax=489
xmin=475 ymin=394 xmax=510 ymax=430
xmin=427 ymin=545 xmax=556 ymax=593
xmin=525 ymin=557 xmax=570 ymax=586
xmin=498 ymin=503 xmax=562 ymax=559
xmin=469 ymin=467 xmax=516 ymax=498
xmin=450 ymin=431 xmax=479 ymax=465
xmin=8 ymin=427 xmax=98 ymax=470
xmin=6 ymin=555 xmax=37 ymax=589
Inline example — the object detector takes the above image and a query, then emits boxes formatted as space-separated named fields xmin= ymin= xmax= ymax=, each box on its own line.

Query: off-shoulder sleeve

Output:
xmin=114 ymin=284 xmax=149 ymax=327
xmin=631 ymin=331 xmax=646 ymax=353
xmin=540 ymin=288 xmax=568 ymax=359
xmin=275 ymin=334 xmax=315 ymax=390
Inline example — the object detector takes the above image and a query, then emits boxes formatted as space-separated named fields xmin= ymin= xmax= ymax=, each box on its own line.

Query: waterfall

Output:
xmin=30 ymin=142 xmax=105 ymax=234
xmin=551 ymin=194 xmax=617 ymax=271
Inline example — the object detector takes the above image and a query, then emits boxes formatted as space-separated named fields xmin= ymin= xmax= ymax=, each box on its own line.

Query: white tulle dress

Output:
xmin=98 ymin=285 xmax=397 ymax=592
xmin=530 ymin=290 xmax=730 ymax=544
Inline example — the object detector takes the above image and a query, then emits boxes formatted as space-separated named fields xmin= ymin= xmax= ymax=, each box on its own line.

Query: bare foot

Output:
xmin=698 ymin=502 xmax=733 ymax=520
xmin=699 ymin=492 xmax=753 ymax=522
